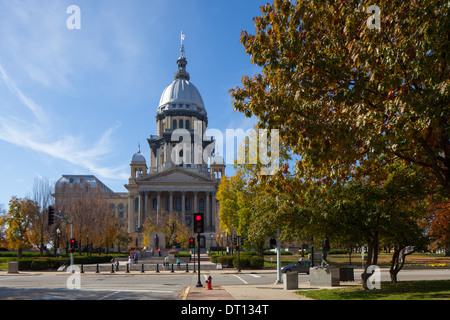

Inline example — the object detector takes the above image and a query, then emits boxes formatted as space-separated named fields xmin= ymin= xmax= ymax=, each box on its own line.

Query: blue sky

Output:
xmin=0 ymin=0 xmax=267 ymax=209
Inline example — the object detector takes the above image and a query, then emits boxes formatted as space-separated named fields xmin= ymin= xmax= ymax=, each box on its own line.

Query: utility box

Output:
xmin=283 ymin=272 xmax=298 ymax=290
xmin=8 ymin=261 xmax=19 ymax=274
xmin=339 ymin=267 xmax=355 ymax=282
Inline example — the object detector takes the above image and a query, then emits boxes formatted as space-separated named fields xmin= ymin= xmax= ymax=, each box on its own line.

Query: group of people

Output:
xmin=128 ymin=252 xmax=139 ymax=265
xmin=148 ymin=247 xmax=162 ymax=257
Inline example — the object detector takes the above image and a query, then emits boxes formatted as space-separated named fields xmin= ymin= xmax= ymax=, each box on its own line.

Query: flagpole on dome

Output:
xmin=180 ymin=31 xmax=186 ymax=58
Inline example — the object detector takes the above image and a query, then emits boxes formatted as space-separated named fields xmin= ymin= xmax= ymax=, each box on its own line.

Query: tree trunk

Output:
xmin=390 ymin=246 xmax=415 ymax=284
xmin=257 ymin=241 xmax=265 ymax=258
xmin=361 ymin=237 xmax=379 ymax=290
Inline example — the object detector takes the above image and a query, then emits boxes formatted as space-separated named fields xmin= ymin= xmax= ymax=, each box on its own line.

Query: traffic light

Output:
xmin=189 ymin=237 xmax=195 ymax=249
xmin=233 ymin=236 xmax=237 ymax=246
xmin=193 ymin=213 xmax=204 ymax=234
xmin=70 ymin=238 xmax=78 ymax=252
xmin=48 ymin=205 xmax=55 ymax=226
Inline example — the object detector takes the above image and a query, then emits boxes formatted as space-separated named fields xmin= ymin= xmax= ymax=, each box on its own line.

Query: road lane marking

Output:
xmin=233 ymin=275 xmax=248 ymax=284
xmin=248 ymin=274 xmax=261 ymax=278
xmin=98 ymin=291 xmax=119 ymax=300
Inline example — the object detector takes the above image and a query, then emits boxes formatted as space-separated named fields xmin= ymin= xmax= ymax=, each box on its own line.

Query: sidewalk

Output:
xmin=182 ymin=282 xmax=319 ymax=300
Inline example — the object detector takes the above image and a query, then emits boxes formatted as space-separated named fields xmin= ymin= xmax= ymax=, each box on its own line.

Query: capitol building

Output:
xmin=53 ymin=45 xmax=225 ymax=249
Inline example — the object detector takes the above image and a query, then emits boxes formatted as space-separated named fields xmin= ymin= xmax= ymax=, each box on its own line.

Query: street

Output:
xmin=0 ymin=268 xmax=449 ymax=300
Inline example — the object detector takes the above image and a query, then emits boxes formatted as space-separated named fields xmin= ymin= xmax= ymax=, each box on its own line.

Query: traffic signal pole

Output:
xmin=196 ymin=233 xmax=202 ymax=287
xmin=49 ymin=207 xmax=74 ymax=270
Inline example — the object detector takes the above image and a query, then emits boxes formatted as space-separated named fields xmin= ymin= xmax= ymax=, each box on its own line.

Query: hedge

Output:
xmin=214 ymin=255 xmax=264 ymax=269
xmin=15 ymin=255 xmax=114 ymax=271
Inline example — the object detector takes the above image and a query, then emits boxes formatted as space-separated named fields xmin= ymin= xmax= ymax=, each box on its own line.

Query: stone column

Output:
xmin=206 ymin=191 xmax=211 ymax=230
xmin=181 ymin=192 xmax=186 ymax=225
xmin=127 ymin=195 xmax=134 ymax=233
xmin=193 ymin=191 xmax=198 ymax=213
xmin=138 ymin=192 xmax=144 ymax=229
xmin=169 ymin=191 xmax=173 ymax=218
xmin=211 ymin=191 xmax=216 ymax=230
xmin=144 ymin=192 xmax=149 ymax=223
xmin=157 ymin=191 xmax=161 ymax=225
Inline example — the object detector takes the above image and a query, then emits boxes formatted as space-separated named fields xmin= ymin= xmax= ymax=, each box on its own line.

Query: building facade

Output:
xmin=54 ymin=45 xmax=224 ymax=249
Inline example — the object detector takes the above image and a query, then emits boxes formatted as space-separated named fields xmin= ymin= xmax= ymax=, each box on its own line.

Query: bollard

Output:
xmin=156 ymin=263 xmax=159 ymax=273
xmin=96 ymin=264 xmax=100 ymax=273
xmin=186 ymin=263 xmax=189 ymax=273
xmin=81 ymin=264 xmax=84 ymax=274
xmin=141 ymin=264 xmax=145 ymax=273
xmin=126 ymin=263 xmax=130 ymax=273
xmin=171 ymin=264 xmax=174 ymax=273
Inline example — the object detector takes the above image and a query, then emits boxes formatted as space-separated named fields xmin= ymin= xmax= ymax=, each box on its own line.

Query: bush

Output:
xmin=217 ymin=256 xmax=234 ymax=268
xmin=248 ymin=256 xmax=265 ymax=269
xmin=209 ymin=254 xmax=220 ymax=263
xmin=263 ymin=250 xmax=293 ymax=255
xmin=233 ymin=257 xmax=250 ymax=269
xmin=175 ymin=251 xmax=191 ymax=257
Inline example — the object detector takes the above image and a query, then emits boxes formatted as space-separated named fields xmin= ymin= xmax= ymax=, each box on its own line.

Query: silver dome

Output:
xmin=157 ymin=79 xmax=205 ymax=114
xmin=156 ymin=45 xmax=207 ymax=118
xmin=131 ymin=151 xmax=146 ymax=164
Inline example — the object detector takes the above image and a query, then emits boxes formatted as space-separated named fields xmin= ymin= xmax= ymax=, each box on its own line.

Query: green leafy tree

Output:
xmin=2 ymin=197 xmax=39 ymax=257
xmin=230 ymin=0 xmax=449 ymax=193
xmin=304 ymin=162 xmax=430 ymax=287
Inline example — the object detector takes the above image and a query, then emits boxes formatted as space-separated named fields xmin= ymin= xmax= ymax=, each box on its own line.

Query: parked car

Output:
xmin=281 ymin=260 xmax=314 ymax=274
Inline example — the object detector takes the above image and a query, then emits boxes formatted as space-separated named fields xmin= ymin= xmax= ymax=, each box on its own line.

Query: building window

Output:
xmin=185 ymin=198 xmax=191 ymax=212
xmin=199 ymin=198 xmax=205 ymax=212
xmin=179 ymin=120 xmax=184 ymax=129
xmin=153 ymin=198 xmax=157 ymax=211
xmin=110 ymin=204 xmax=116 ymax=214
xmin=173 ymin=119 xmax=177 ymax=129
xmin=166 ymin=197 xmax=170 ymax=211
xmin=118 ymin=204 xmax=124 ymax=219
xmin=175 ymin=198 xmax=181 ymax=211
xmin=186 ymin=120 xmax=190 ymax=130
xmin=135 ymin=198 xmax=139 ymax=211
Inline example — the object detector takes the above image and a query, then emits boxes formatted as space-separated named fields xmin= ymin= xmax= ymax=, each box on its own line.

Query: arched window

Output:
xmin=173 ymin=119 xmax=177 ymax=129
xmin=185 ymin=120 xmax=190 ymax=130
xmin=179 ymin=119 xmax=184 ymax=129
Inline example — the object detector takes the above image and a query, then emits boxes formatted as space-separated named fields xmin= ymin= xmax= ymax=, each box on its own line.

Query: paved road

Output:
xmin=0 ymin=268 xmax=448 ymax=300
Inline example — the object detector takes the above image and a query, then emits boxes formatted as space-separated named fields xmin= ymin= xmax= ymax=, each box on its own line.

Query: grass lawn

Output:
xmin=296 ymin=280 xmax=450 ymax=300
xmin=263 ymin=252 xmax=450 ymax=269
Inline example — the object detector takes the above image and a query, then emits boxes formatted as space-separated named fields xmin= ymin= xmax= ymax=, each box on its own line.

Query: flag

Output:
xmin=181 ymin=32 xmax=186 ymax=41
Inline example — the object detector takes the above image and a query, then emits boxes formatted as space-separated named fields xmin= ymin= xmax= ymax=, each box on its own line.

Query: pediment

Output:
xmin=140 ymin=168 xmax=214 ymax=184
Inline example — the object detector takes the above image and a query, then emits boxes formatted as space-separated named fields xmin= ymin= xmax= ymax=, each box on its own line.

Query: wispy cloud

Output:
xmin=0 ymin=63 xmax=128 ymax=181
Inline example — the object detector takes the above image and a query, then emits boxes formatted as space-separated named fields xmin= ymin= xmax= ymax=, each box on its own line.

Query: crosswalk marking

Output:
xmin=248 ymin=274 xmax=261 ymax=278
xmin=233 ymin=275 xmax=248 ymax=284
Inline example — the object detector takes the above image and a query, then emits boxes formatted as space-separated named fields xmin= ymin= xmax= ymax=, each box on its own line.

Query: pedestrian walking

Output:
xmin=134 ymin=252 xmax=138 ymax=264
xmin=176 ymin=258 xmax=181 ymax=270
xmin=158 ymin=247 xmax=161 ymax=257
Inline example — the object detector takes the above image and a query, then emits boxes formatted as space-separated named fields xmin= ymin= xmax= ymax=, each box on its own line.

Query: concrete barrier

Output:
xmin=310 ymin=267 xmax=340 ymax=287
xmin=283 ymin=272 xmax=298 ymax=290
